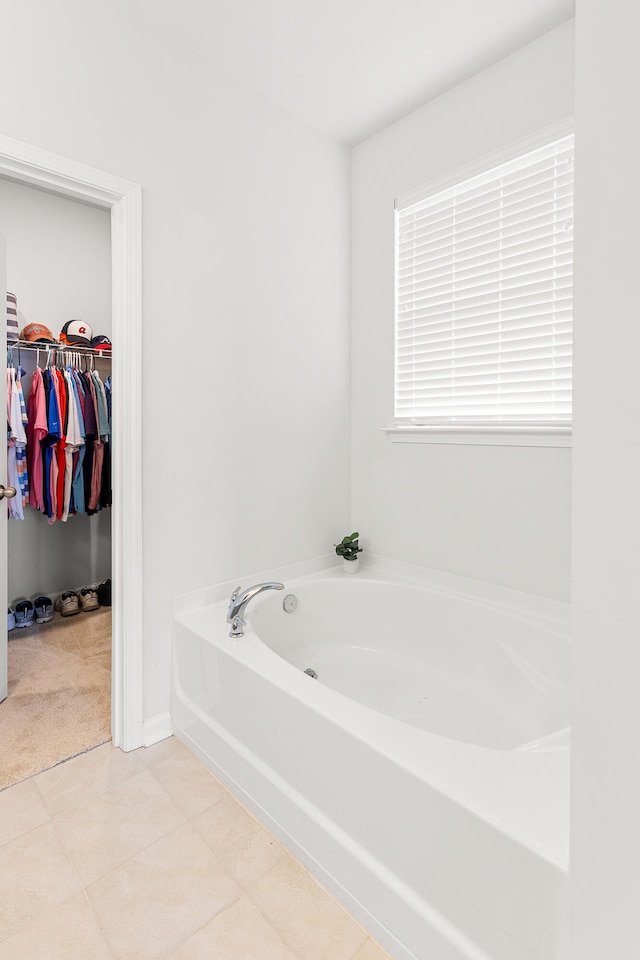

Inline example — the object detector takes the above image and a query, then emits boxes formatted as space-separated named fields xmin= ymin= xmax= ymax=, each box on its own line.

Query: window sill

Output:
xmin=382 ymin=425 xmax=572 ymax=447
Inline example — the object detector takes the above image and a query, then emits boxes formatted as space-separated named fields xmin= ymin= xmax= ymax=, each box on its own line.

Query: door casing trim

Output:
xmin=0 ymin=134 xmax=143 ymax=750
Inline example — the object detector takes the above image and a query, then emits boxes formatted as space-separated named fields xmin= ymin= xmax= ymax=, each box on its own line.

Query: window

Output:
xmin=394 ymin=132 xmax=574 ymax=440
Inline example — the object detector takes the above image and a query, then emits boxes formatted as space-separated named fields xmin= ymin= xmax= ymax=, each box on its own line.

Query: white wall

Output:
xmin=351 ymin=23 xmax=574 ymax=601
xmin=0 ymin=0 xmax=351 ymax=723
xmin=572 ymin=0 xmax=640 ymax=955
xmin=1 ymin=178 xmax=112 ymax=603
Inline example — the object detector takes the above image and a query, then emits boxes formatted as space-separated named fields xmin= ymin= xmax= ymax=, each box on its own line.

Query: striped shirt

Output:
xmin=6 ymin=292 xmax=18 ymax=343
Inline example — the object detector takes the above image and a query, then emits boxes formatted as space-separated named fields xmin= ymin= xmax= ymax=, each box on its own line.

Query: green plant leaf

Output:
xmin=335 ymin=532 xmax=362 ymax=558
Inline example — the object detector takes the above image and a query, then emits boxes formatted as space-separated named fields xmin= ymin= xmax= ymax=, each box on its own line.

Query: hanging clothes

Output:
xmin=44 ymin=365 xmax=62 ymax=523
xmin=6 ymin=363 xmax=28 ymax=520
xmin=70 ymin=368 xmax=87 ymax=515
xmin=7 ymin=345 xmax=112 ymax=523
xmin=101 ymin=374 xmax=112 ymax=509
xmin=61 ymin=368 xmax=84 ymax=521
xmin=87 ymin=369 xmax=110 ymax=514
xmin=15 ymin=368 xmax=29 ymax=506
xmin=27 ymin=367 xmax=48 ymax=512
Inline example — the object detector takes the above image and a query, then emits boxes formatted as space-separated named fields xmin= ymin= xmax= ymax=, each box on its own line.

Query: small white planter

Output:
xmin=343 ymin=557 xmax=359 ymax=574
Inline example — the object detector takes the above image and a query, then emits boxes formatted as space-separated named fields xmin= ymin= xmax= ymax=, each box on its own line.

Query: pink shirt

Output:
xmin=27 ymin=369 xmax=48 ymax=512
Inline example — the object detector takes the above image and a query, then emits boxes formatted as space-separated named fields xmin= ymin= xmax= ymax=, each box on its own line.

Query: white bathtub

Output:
xmin=171 ymin=555 xmax=570 ymax=960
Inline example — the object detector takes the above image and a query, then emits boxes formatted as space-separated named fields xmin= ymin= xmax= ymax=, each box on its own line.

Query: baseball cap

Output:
xmin=60 ymin=320 xmax=93 ymax=346
xmin=90 ymin=335 xmax=112 ymax=351
xmin=21 ymin=322 xmax=57 ymax=343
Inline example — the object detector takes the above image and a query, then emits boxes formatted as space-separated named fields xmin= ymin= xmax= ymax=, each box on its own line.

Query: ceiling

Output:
xmin=114 ymin=0 xmax=575 ymax=145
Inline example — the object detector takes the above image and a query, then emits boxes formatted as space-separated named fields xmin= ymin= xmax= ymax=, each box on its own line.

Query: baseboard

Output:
xmin=143 ymin=711 xmax=172 ymax=747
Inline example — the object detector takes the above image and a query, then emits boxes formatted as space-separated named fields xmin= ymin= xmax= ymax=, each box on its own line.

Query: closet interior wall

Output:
xmin=2 ymin=177 xmax=112 ymax=602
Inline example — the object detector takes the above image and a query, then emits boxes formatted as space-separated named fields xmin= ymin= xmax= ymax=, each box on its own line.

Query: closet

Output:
xmin=6 ymin=343 xmax=112 ymax=594
xmin=1 ymin=176 xmax=113 ymax=787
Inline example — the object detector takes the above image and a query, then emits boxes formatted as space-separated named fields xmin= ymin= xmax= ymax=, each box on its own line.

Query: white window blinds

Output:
xmin=394 ymin=134 xmax=574 ymax=425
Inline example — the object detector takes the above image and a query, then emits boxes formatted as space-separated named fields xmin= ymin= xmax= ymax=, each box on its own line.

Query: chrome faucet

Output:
xmin=226 ymin=582 xmax=285 ymax=637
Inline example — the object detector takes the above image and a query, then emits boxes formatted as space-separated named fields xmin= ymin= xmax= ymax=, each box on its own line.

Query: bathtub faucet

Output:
xmin=226 ymin=582 xmax=285 ymax=637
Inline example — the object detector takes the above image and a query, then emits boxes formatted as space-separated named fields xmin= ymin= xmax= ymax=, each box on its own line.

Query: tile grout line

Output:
xmin=32 ymin=742 xmax=146 ymax=817
xmin=46 ymin=805 xmax=110 ymax=926
xmin=146 ymin=739 xmax=392 ymax=960
xmin=162 ymin=743 xmax=380 ymax=959
xmin=44 ymin=773 xmax=192 ymax=960
xmin=55 ymin=785 xmax=189 ymax=889
xmin=190 ymin=798 xmax=370 ymax=959
xmin=0 ymin=817 xmax=115 ymax=955
xmin=159 ymin=892 xmax=245 ymax=959
xmin=0 ymin=736 xmax=391 ymax=959
xmin=143 ymin=747 xmax=306 ymax=959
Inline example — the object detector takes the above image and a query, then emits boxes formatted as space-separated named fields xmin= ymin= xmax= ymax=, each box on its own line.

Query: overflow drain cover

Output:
xmin=304 ymin=668 xmax=318 ymax=679
xmin=283 ymin=594 xmax=298 ymax=613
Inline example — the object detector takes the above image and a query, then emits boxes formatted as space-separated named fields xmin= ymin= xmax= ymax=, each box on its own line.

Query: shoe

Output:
xmin=79 ymin=586 xmax=99 ymax=612
xmin=7 ymin=607 xmax=15 ymax=631
xmin=33 ymin=596 xmax=54 ymax=624
xmin=14 ymin=600 xmax=35 ymax=628
xmin=97 ymin=578 xmax=111 ymax=607
xmin=55 ymin=590 xmax=80 ymax=617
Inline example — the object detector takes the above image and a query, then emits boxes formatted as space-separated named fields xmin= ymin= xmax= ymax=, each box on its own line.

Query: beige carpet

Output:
xmin=0 ymin=607 xmax=111 ymax=791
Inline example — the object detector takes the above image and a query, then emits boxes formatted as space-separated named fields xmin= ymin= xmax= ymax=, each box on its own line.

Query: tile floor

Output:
xmin=0 ymin=736 xmax=394 ymax=960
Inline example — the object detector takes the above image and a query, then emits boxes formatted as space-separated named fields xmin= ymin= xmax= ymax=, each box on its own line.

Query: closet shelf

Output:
xmin=8 ymin=339 xmax=111 ymax=357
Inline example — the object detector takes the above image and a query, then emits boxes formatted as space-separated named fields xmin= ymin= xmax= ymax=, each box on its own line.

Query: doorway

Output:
xmin=0 ymin=134 xmax=143 ymax=759
xmin=2 ymin=178 xmax=113 ymax=786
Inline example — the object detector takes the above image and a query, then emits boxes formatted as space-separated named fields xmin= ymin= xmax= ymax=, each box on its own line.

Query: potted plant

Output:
xmin=335 ymin=531 xmax=362 ymax=574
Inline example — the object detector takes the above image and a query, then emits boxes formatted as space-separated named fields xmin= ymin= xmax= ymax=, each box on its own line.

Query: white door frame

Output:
xmin=0 ymin=133 xmax=143 ymax=751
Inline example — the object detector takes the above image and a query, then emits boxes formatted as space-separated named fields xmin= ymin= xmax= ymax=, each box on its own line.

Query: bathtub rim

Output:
xmin=172 ymin=551 xmax=570 ymax=628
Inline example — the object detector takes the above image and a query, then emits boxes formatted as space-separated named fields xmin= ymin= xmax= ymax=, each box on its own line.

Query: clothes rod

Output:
xmin=8 ymin=339 xmax=111 ymax=357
